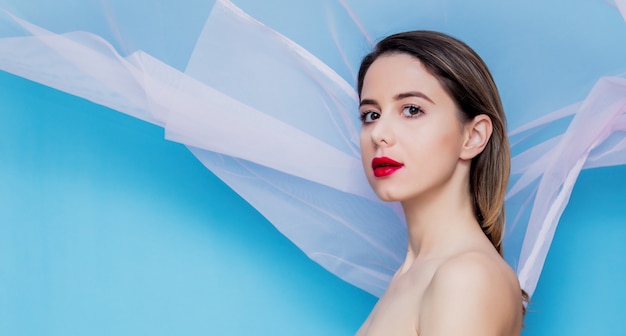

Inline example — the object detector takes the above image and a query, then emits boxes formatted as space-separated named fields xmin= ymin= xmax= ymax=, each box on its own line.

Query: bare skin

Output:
xmin=356 ymin=54 xmax=523 ymax=335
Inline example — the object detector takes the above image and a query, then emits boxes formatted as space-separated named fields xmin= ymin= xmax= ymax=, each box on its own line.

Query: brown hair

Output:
xmin=357 ymin=30 xmax=529 ymax=313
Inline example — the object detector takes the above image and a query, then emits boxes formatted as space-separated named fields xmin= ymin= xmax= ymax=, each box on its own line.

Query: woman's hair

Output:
xmin=358 ymin=30 xmax=509 ymax=255
xmin=357 ymin=30 xmax=528 ymax=314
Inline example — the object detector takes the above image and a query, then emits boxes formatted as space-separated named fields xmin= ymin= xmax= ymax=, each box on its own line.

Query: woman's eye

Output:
xmin=402 ymin=105 xmax=423 ymax=117
xmin=360 ymin=111 xmax=380 ymax=123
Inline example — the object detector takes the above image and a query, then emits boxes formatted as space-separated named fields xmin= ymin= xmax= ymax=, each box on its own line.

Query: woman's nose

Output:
xmin=369 ymin=116 xmax=395 ymax=147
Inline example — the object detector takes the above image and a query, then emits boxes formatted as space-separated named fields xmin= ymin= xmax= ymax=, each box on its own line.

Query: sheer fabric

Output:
xmin=1 ymin=0 xmax=625 ymax=297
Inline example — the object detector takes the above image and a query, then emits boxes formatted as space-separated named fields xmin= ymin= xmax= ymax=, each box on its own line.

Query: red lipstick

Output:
xmin=371 ymin=157 xmax=404 ymax=178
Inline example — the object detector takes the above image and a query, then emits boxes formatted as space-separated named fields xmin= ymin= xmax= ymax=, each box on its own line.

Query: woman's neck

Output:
xmin=400 ymin=169 xmax=480 ymax=267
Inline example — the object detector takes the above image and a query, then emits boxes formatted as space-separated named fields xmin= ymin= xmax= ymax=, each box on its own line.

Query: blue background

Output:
xmin=2 ymin=63 xmax=626 ymax=336
xmin=0 ymin=71 xmax=374 ymax=335
xmin=1 ymin=0 xmax=626 ymax=333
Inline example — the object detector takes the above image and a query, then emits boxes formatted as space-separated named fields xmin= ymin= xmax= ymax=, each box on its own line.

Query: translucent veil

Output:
xmin=1 ymin=0 xmax=625 ymax=298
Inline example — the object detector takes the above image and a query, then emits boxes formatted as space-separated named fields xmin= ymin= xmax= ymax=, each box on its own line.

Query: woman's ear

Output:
xmin=460 ymin=114 xmax=492 ymax=160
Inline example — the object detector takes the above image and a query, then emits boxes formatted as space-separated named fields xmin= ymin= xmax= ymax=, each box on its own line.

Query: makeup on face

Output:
xmin=371 ymin=156 xmax=404 ymax=178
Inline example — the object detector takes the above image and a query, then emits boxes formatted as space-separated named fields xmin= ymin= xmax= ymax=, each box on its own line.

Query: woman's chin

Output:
xmin=372 ymin=189 xmax=405 ymax=203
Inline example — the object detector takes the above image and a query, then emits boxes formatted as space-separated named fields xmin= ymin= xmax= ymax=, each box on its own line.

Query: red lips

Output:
xmin=371 ymin=157 xmax=404 ymax=177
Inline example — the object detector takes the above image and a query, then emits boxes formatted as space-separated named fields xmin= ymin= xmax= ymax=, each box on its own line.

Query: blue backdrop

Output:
xmin=2 ymin=0 xmax=626 ymax=333
xmin=0 ymin=70 xmax=375 ymax=335
xmin=2 ymin=60 xmax=626 ymax=336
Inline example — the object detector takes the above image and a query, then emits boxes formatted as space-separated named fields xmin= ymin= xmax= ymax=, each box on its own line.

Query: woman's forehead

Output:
xmin=360 ymin=54 xmax=447 ymax=102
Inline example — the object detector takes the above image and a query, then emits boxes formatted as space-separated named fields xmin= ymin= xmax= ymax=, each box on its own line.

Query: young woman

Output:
xmin=356 ymin=31 xmax=525 ymax=335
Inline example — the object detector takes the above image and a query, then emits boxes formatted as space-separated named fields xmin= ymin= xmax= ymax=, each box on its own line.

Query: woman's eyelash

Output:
xmin=360 ymin=111 xmax=378 ymax=123
xmin=360 ymin=105 xmax=423 ymax=123
xmin=402 ymin=105 xmax=424 ymax=117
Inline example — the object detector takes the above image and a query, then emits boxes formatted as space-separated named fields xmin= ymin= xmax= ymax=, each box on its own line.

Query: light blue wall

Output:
xmin=523 ymin=164 xmax=626 ymax=335
xmin=0 ymin=71 xmax=375 ymax=336
xmin=2 ymin=61 xmax=626 ymax=335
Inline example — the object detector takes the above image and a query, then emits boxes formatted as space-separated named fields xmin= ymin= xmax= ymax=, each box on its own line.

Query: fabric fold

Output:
xmin=1 ymin=0 xmax=625 ymax=298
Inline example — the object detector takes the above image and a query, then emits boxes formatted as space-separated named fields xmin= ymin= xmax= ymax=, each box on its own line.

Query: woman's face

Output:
xmin=359 ymin=53 xmax=467 ymax=203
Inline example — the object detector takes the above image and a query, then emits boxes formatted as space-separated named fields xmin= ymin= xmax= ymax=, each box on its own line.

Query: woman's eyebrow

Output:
xmin=395 ymin=91 xmax=435 ymax=104
xmin=360 ymin=91 xmax=434 ymax=107
xmin=359 ymin=98 xmax=379 ymax=107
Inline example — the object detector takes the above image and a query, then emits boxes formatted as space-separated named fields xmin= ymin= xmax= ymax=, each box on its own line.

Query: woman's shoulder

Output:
xmin=435 ymin=250 xmax=518 ymax=288
xmin=418 ymin=250 xmax=523 ymax=335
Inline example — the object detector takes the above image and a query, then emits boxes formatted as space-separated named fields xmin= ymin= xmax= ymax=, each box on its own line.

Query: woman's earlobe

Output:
xmin=460 ymin=114 xmax=493 ymax=160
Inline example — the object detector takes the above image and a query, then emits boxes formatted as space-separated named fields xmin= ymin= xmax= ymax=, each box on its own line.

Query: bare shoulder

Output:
xmin=419 ymin=251 xmax=523 ymax=335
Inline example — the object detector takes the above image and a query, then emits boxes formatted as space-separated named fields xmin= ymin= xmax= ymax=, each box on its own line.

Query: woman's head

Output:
xmin=357 ymin=30 xmax=510 ymax=255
